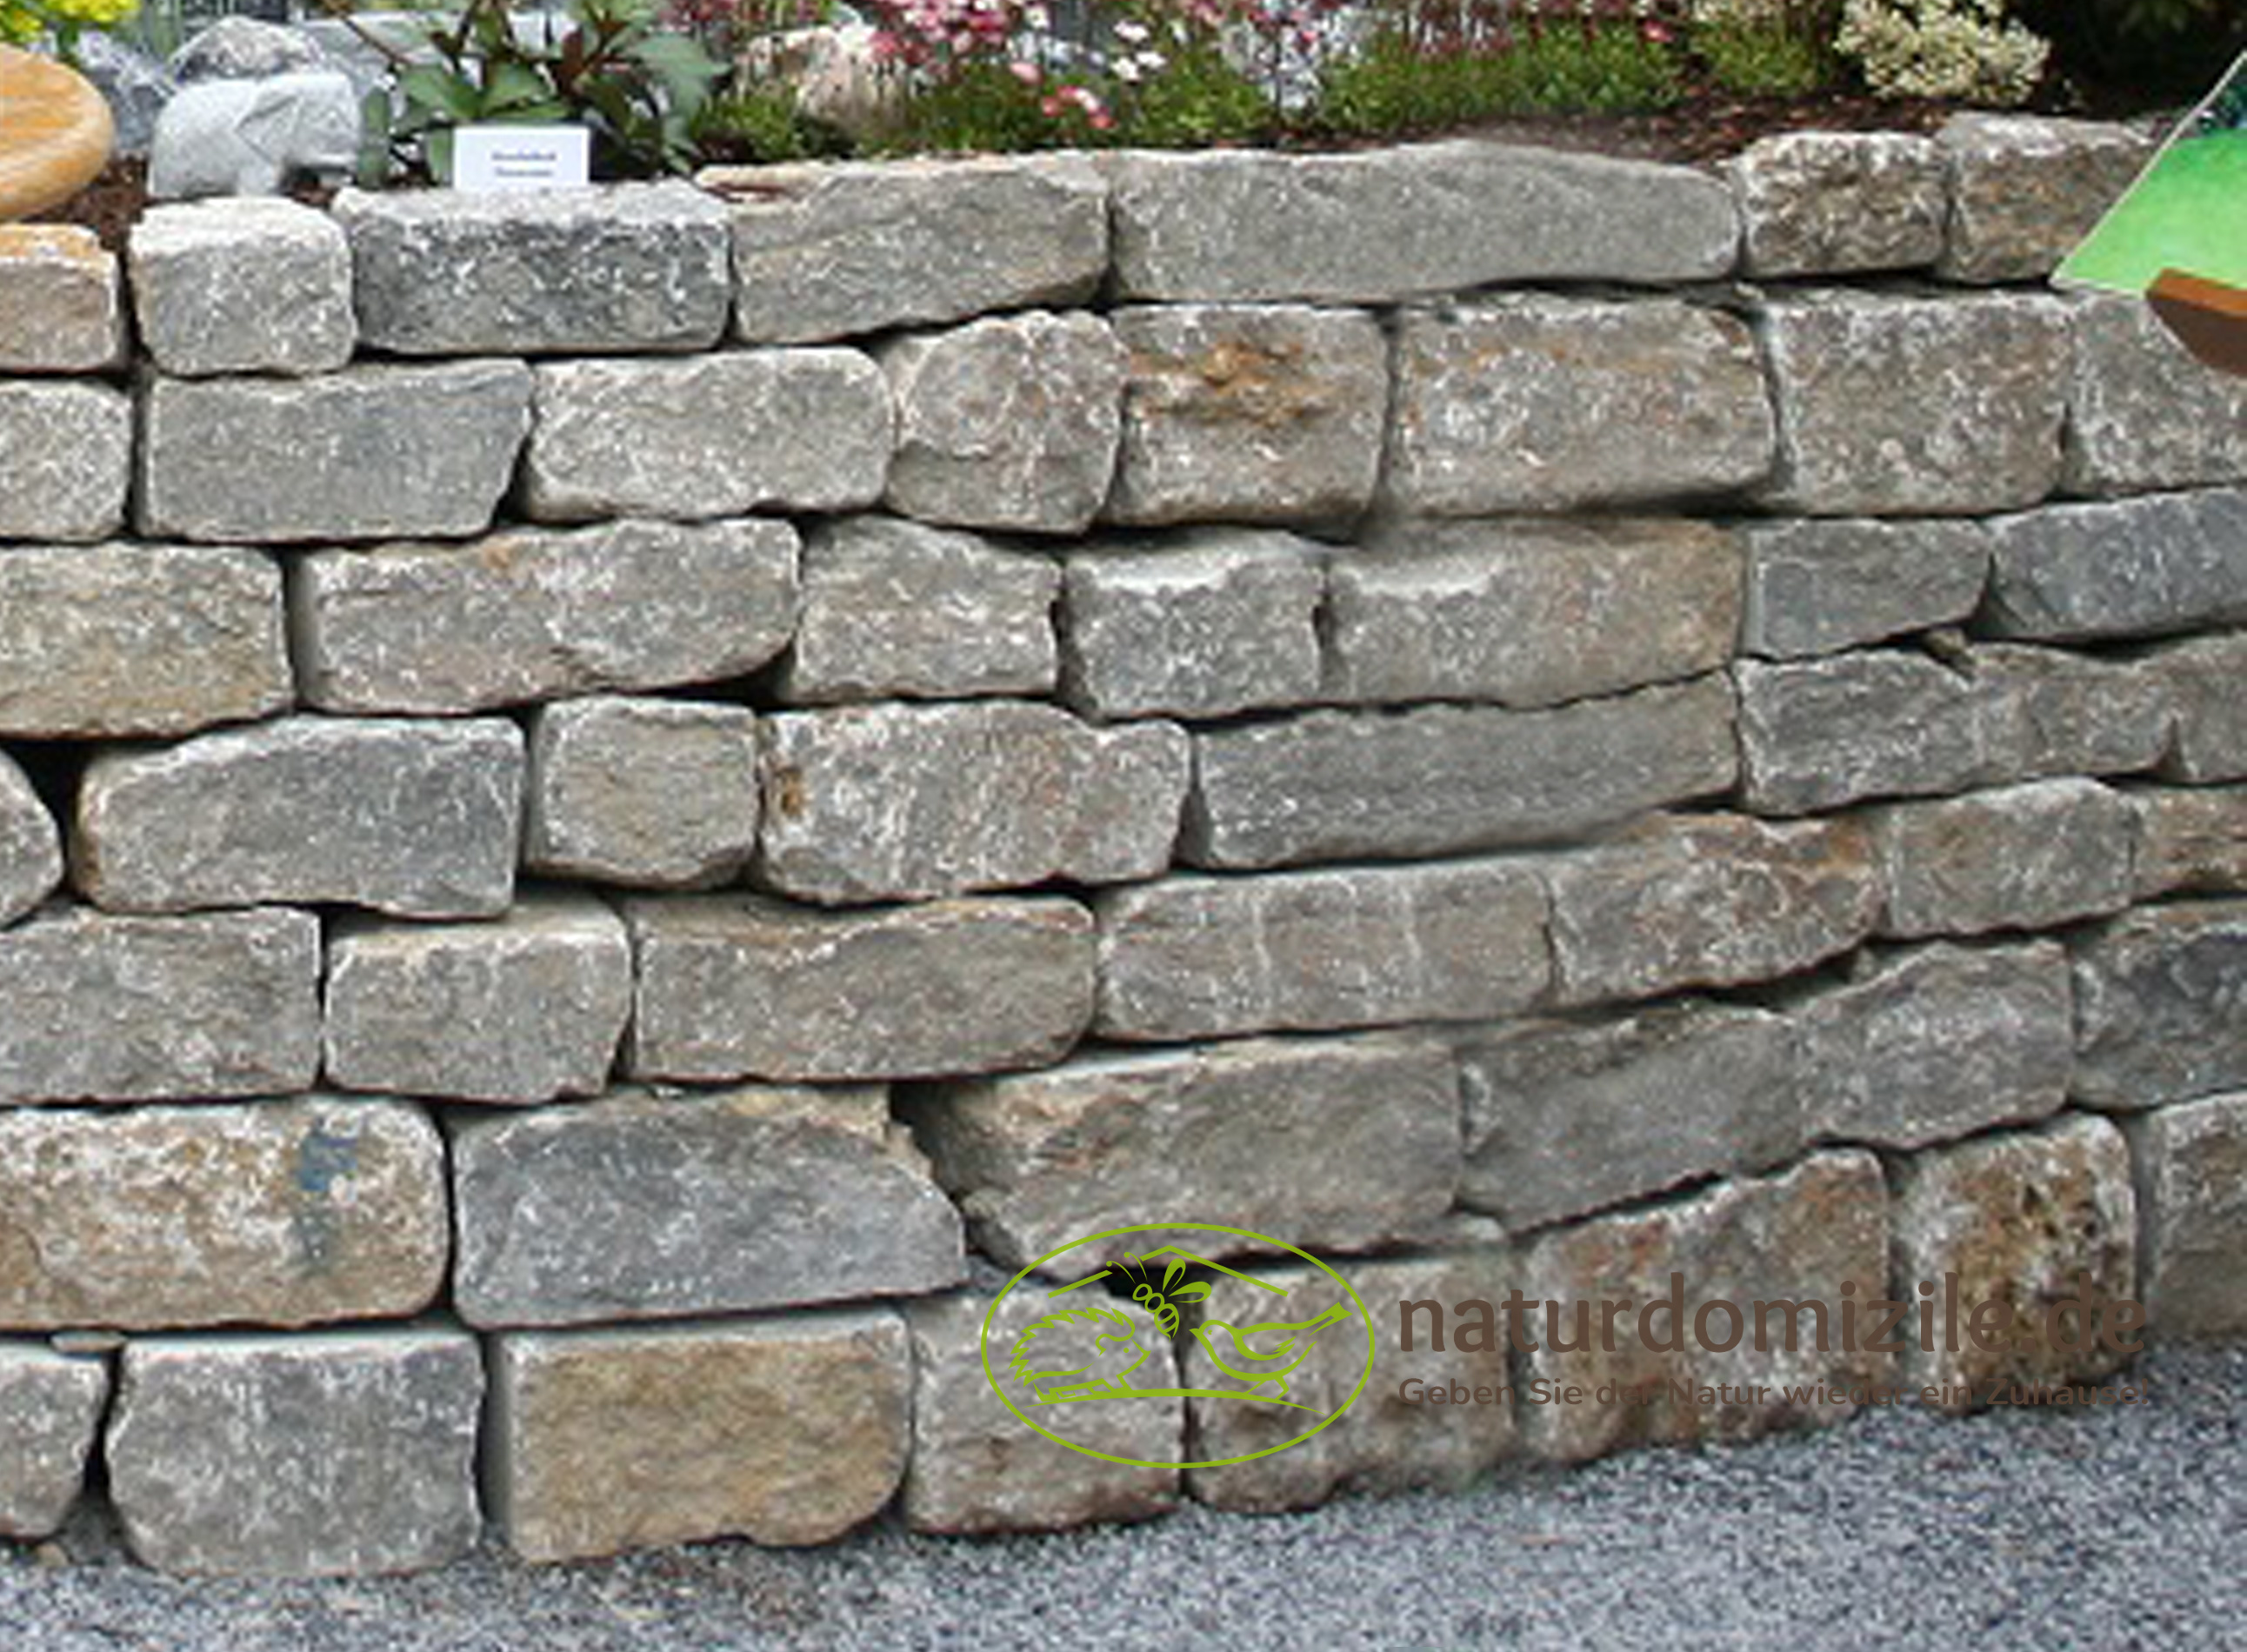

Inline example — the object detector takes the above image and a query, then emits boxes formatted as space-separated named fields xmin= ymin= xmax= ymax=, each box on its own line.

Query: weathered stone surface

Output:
xmin=77 ymin=716 xmax=523 ymax=919
xmin=294 ymin=517 xmax=799 ymax=714
xmin=1518 ymin=1151 xmax=1891 ymax=1462
xmin=0 ymin=752 xmax=59 ymax=927
xmin=759 ymin=701 xmax=1189 ymax=904
xmin=325 ymin=896 xmax=632 ymax=1104
xmin=2072 ymin=902 xmax=2247 ymax=1112
xmin=1732 ymin=650 xmax=1987 ymax=815
xmin=1795 ymin=941 xmax=2073 ymax=1149
xmin=523 ymin=350 xmax=890 ymax=523
xmin=170 ymin=16 xmax=329 ymax=80
xmin=335 ymin=182 xmax=729 ymax=356
xmin=1097 ymin=859 xmax=1548 ymax=1042
xmin=715 ymin=153 xmax=1107 ymax=343
xmin=0 ymin=1096 xmax=447 ymax=1329
xmin=451 ymin=1086 xmax=964 ymax=1326
xmin=1970 ymin=643 xmax=2172 ymax=783
xmin=882 ymin=312 xmax=1124 ymax=534
xmin=1754 ymin=291 xmax=2070 ymax=515
xmin=1937 ymin=113 xmax=2155 ymax=284
xmin=0 ymin=380 xmax=130 ymax=541
xmin=1458 ymin=1001 xmax=1801 ymax=1232
xmin=129 ymin=197 xmax=352 ymax=376
xmin=139 ymin=362 xmax=530 ymax=543
xmin=2126 ymin=1094 xmax=2247 ymax=1336
xmin=1383 ymin=297 xmax=1773 ymax=514
xmin=2064 ymin=293 xmax=2247 ymax=496
xmin=0 ymin=1344 xmax=106 ymax=1537
xmin=905 ymin=1289 xmax=1177 ymax=1534
xmin=1890 ymin=1115 xmax=2136 ymax=1406
xmin=1186 ymin=676 xmax=1737 ymax=870
xmin=1728 ymin=131 xmax=1944 ymax=276
xmin=524 ymin=696 xmax=760 ymax=889
xmin=146 ymin=70 xmax=360 ymax=201
xmin=627 ymin=894 xmax=1094 ymax=1082
xmin=782 ymin=515 xmax=1056 ymax=703
xmin=1108 ymin=142 xmax=1738 ymax=302
xmin=1544 ymin=812 xmax=1879 ymax=1006
xmin=0 ymin=224 xmax=123 ymax=372
xmin=1105 ymin=303 xmax=1386 ymax=525
xmin=1982 ymin=489 xmax=2247 ymax=642
xmin=915 ymin=1035 xmax=1458 ymax=1269
xmin=0 ymin=543 xmax=290 ymax=738
xmin=107 ymin=1328 xmax=483 ymax=1576
xmin=1869 ymin=778 xmax=2137 ymax=938
xmin=489 ymin=1310 xmax=910 ymax=1560
xmin=0 ymin=906 xmax=317 ymax=1102
xmin=1059 ymin=530 xmax=1324 ymax=720
xmin=1738 ymin=517 xmax=1990 ymax=659
xmin=1330 ymin=518 xmax=1740 ymax=706
xmin=2130 ymin=786 xmax=2247 ymax=900
xmin=1187 ymin=1252 xmax=1517 ymax=1512
xmin=2146 ymin=634 xmax=2247 ymax=783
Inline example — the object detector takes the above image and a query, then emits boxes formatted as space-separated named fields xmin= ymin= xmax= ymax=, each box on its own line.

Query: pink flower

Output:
xmin=1009 ymin=58 xmax=1041 ymax=82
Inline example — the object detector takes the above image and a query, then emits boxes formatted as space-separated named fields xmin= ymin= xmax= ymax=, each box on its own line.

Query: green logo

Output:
xmin=980 ymin=1222 xmax=1377 ymax=1469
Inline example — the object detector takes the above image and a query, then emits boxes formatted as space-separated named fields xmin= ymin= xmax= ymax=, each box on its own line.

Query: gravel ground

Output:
xmin=8 ymin=1344 xmax=2244 ymax=1652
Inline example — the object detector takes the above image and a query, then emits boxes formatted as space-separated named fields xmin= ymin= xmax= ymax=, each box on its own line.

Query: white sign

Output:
xmin=452 ymin=125 xmax=591 ymax=192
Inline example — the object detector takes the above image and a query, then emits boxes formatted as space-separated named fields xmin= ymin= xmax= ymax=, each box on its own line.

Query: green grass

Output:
xmin=2059 ymin=130 xmax=2247 ymax=294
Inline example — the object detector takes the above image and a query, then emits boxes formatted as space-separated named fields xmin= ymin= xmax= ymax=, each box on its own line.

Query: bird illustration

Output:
xmin=1191 ymin=1302 xmax=1351 ymax=1402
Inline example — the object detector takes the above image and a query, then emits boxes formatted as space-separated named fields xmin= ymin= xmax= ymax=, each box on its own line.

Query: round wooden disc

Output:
xmin=0 ymin=43 xmax=115 ymax=222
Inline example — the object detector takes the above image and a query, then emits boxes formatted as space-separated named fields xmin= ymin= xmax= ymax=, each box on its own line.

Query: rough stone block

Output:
xmin=1383 ymin=297 xmax=1773 ymax=514
xmin=2130 ymin=786 xmax=2247 ymax=900
xmin=0 ymin=1096 xmax=447 ymax=1329
xmin=1543 ymin=812 xmax=1879 ymax=1006
xmin=139 ymin=362 xmax=530 ymax=543
xmin=0 ymin=224 xmax=123 ymax=372
xmin=0 ymin=906 xmax=318 ymax=1102
xmin=905 ymin=1289 xmax=1177 ymax=1534
xmin=1937 ymin=113 xmax=2155 ymax=283
xmin=451 ymin=1086 xmax=965 ymax=1327
xmin=714 ymin=153 xmax=1108 ymax=343
xmin=1890 ymin=1115 xmax=2136 ymax=1406
xmin=1738 ymin=517 xmax=1990 ymax=659
xmin=882 ymin=312 xmax=1124 ymax=534
xmin=1059 ymin=530 xmax=1324 ymax=720
xmin=524 ymin=696 xmax=760 ymax=889
xmin=0 ymin=380 xmax=130 ymax=541
xmin=1728 ymin=130 xmax=1945 ymax=276
xmin=1330 ymin=518 xmax=1740 ymax=706
xmin=1108 ymin=142 xmax=1738 ymax=302
xmin=1982 ymin=489 xmax=2247 ymax=642
xmin=1517 ymin=1151 xmax=1891 ymax=1462
xmin=1869 ymin=778 xmax=2137 ymax=938
xmin=1970 ymin=643 xmax=2172 ymax=783
xmin=2072 ymin=902 xmax=2247 ymax=1111
xmin=129 ymin=197 xmax=353 ymax=376
xmin=2064 ymin=293 xmax=2247 ymax=496
xmin=325 ymin=896 xmax=632 ymax=1104
xmin=77 ymin=716 xmax=523 ymax=919
xmin=2125 ymin=1094 xmax=2247 ymax=1336
xmin=0 ymin=1344 xmax=107 ymax=1538
xmin=1105 ymin=303 xmax=1386 ymax=525
xmin=1458 ymin=1000 xmax=1801 ymax=1233
xmin=2146 ymin=634 xmax=2247 ymax=783
xmin=1754 ymin=290 xmax=2069 ymax=515
xmin=488 ymin=1311 xmax=910 ymax=1560
xmin=0 ymin=750 xmax=61 ymax=926
xmin=107 ymin=1328 xmax=483 ymax=1576
xmin=782 ymin=515 xmax=1056 ymax=703
xmin=759 ymin=701 xmax=1189 ymax=904
xmin=335 ymin=181 xmax=730 ymax=355
xmin=523 ymin=350 xmax=890 ymax=522
xmin=0 ymin=543 xmax=290 ymax=738
xmin=1096 ymin=859 xmax=1548 ymax=1042
xmin=1185 ymin=676 xmax=1737 ymax=870
xmin=914 ymin=1035 xmax=1458 ymax=1269
xmin=294 ymin=517 xmax=800 ymax=714
xmin=626 ymin=893 xmax=1094 ymax=1082
xmin=1732 ymin=650 xmax=1988 ymax=815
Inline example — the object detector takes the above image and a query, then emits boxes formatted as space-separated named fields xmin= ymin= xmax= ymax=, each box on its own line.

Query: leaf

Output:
xmin=630 ymin=29 xmax=725 ymax=113
xmin=400 ymin=63 xmax=483 ymax=123
xmin=485 ymin=59 xmax=558 ymax=112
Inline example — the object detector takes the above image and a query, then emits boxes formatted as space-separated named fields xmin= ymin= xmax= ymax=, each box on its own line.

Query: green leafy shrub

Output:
xmin=1 ymin=0 xmax=137 ymax=62
xmin=1689 ymin=0 xmax=1838 ymax=97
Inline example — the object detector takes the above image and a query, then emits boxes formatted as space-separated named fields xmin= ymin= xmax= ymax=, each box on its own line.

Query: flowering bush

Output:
xmin=1834 ymin=0 xmax=2047 ymax=104
xmin=0 ymin=0 xmax=137 ymax=60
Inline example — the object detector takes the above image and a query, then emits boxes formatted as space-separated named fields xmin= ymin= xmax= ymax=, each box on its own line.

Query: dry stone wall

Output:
xmin=0 ymin=113 xmax=2242 ymax=1575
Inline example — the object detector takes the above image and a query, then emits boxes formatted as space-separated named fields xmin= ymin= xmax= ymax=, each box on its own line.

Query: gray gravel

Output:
xmin=9 ymin=1344 xmax=2244 ymax=1651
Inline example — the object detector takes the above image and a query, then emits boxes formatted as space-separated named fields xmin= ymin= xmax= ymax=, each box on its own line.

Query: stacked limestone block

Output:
xmin=0 ymin=114 xmax=2240 ymax=1575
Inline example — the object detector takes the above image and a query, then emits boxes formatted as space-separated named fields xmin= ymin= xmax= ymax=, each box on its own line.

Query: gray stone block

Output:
xmin=1330 ymin=517 xmax=1740 ymax=706
xmin=0 ymin=906 xmax=318 ymax=1102
xmin=1983 ymin=489 xmax=2247 ymax=643
xmin=1869 ymin=777 xmax=2137 ymax=938
xmin=293 ymin=517 xmax=800 ymax=715
xmin=2072 ymin=902 xmax=2247 ymax=1111
xmin=1186 ymin=676 xmax=1737 ymax=870
xmin=1971 ymin=643 xmax=2172 ymax=783
xmin=335 ymin=182 xmax=730 ymax=355
xmin=2145 ymin=634 xmax=2247 ymax=783
xmin=626 ymin=893 xmax=1094 ymax=1082
xmin=107 ymin=1328 xmax=483 ymax=1576
xmin=451 ymin=1086 xmax=965 ymax=1327
xmin=1105 ymin=303 xmax=1387 ymax=525
xmin=0 ymin=1345 xmax=107 ymax=1538
xmin=0 ymin=752 xmax=60 ymax=928
xmin=77 ymin=716 xmax=523 ymax=919
xmin=1728 ymin=130 xmax=1945 ymax=276
xmin=129 ymin=197 xmax=353 ymax=376
xmin=1937 ymin=113 xmax=2155 ymax=284
xmin=0 ymin=224 xmax=123 ymax=372
xmin=1732 ymin=650 xmax=1988 ymax=815
xmin=523 ymin=350 xmax=890 ymax=523
xmin=139 ymin=362 xmax=530 ymax=543
xmin=1738 ymin=517 xmax=1990 ymax=660
xmin=0 ymin=380 xmax=130 ymax=541
xmin=2125 ymin=1094 xmax=2247 ymax=1336
xmin=1382 ymin=296 xmax=1772 ymax=515
xmin=524 ymin=696 xmax=761 ymax=889
xmin=2130 ymin=786 xmax=2247 ymax=900
xmin=2064 ymin=293 xmax=2247 ymax=496
xmin=759 ymin=701 xmax=1189 ymax=904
